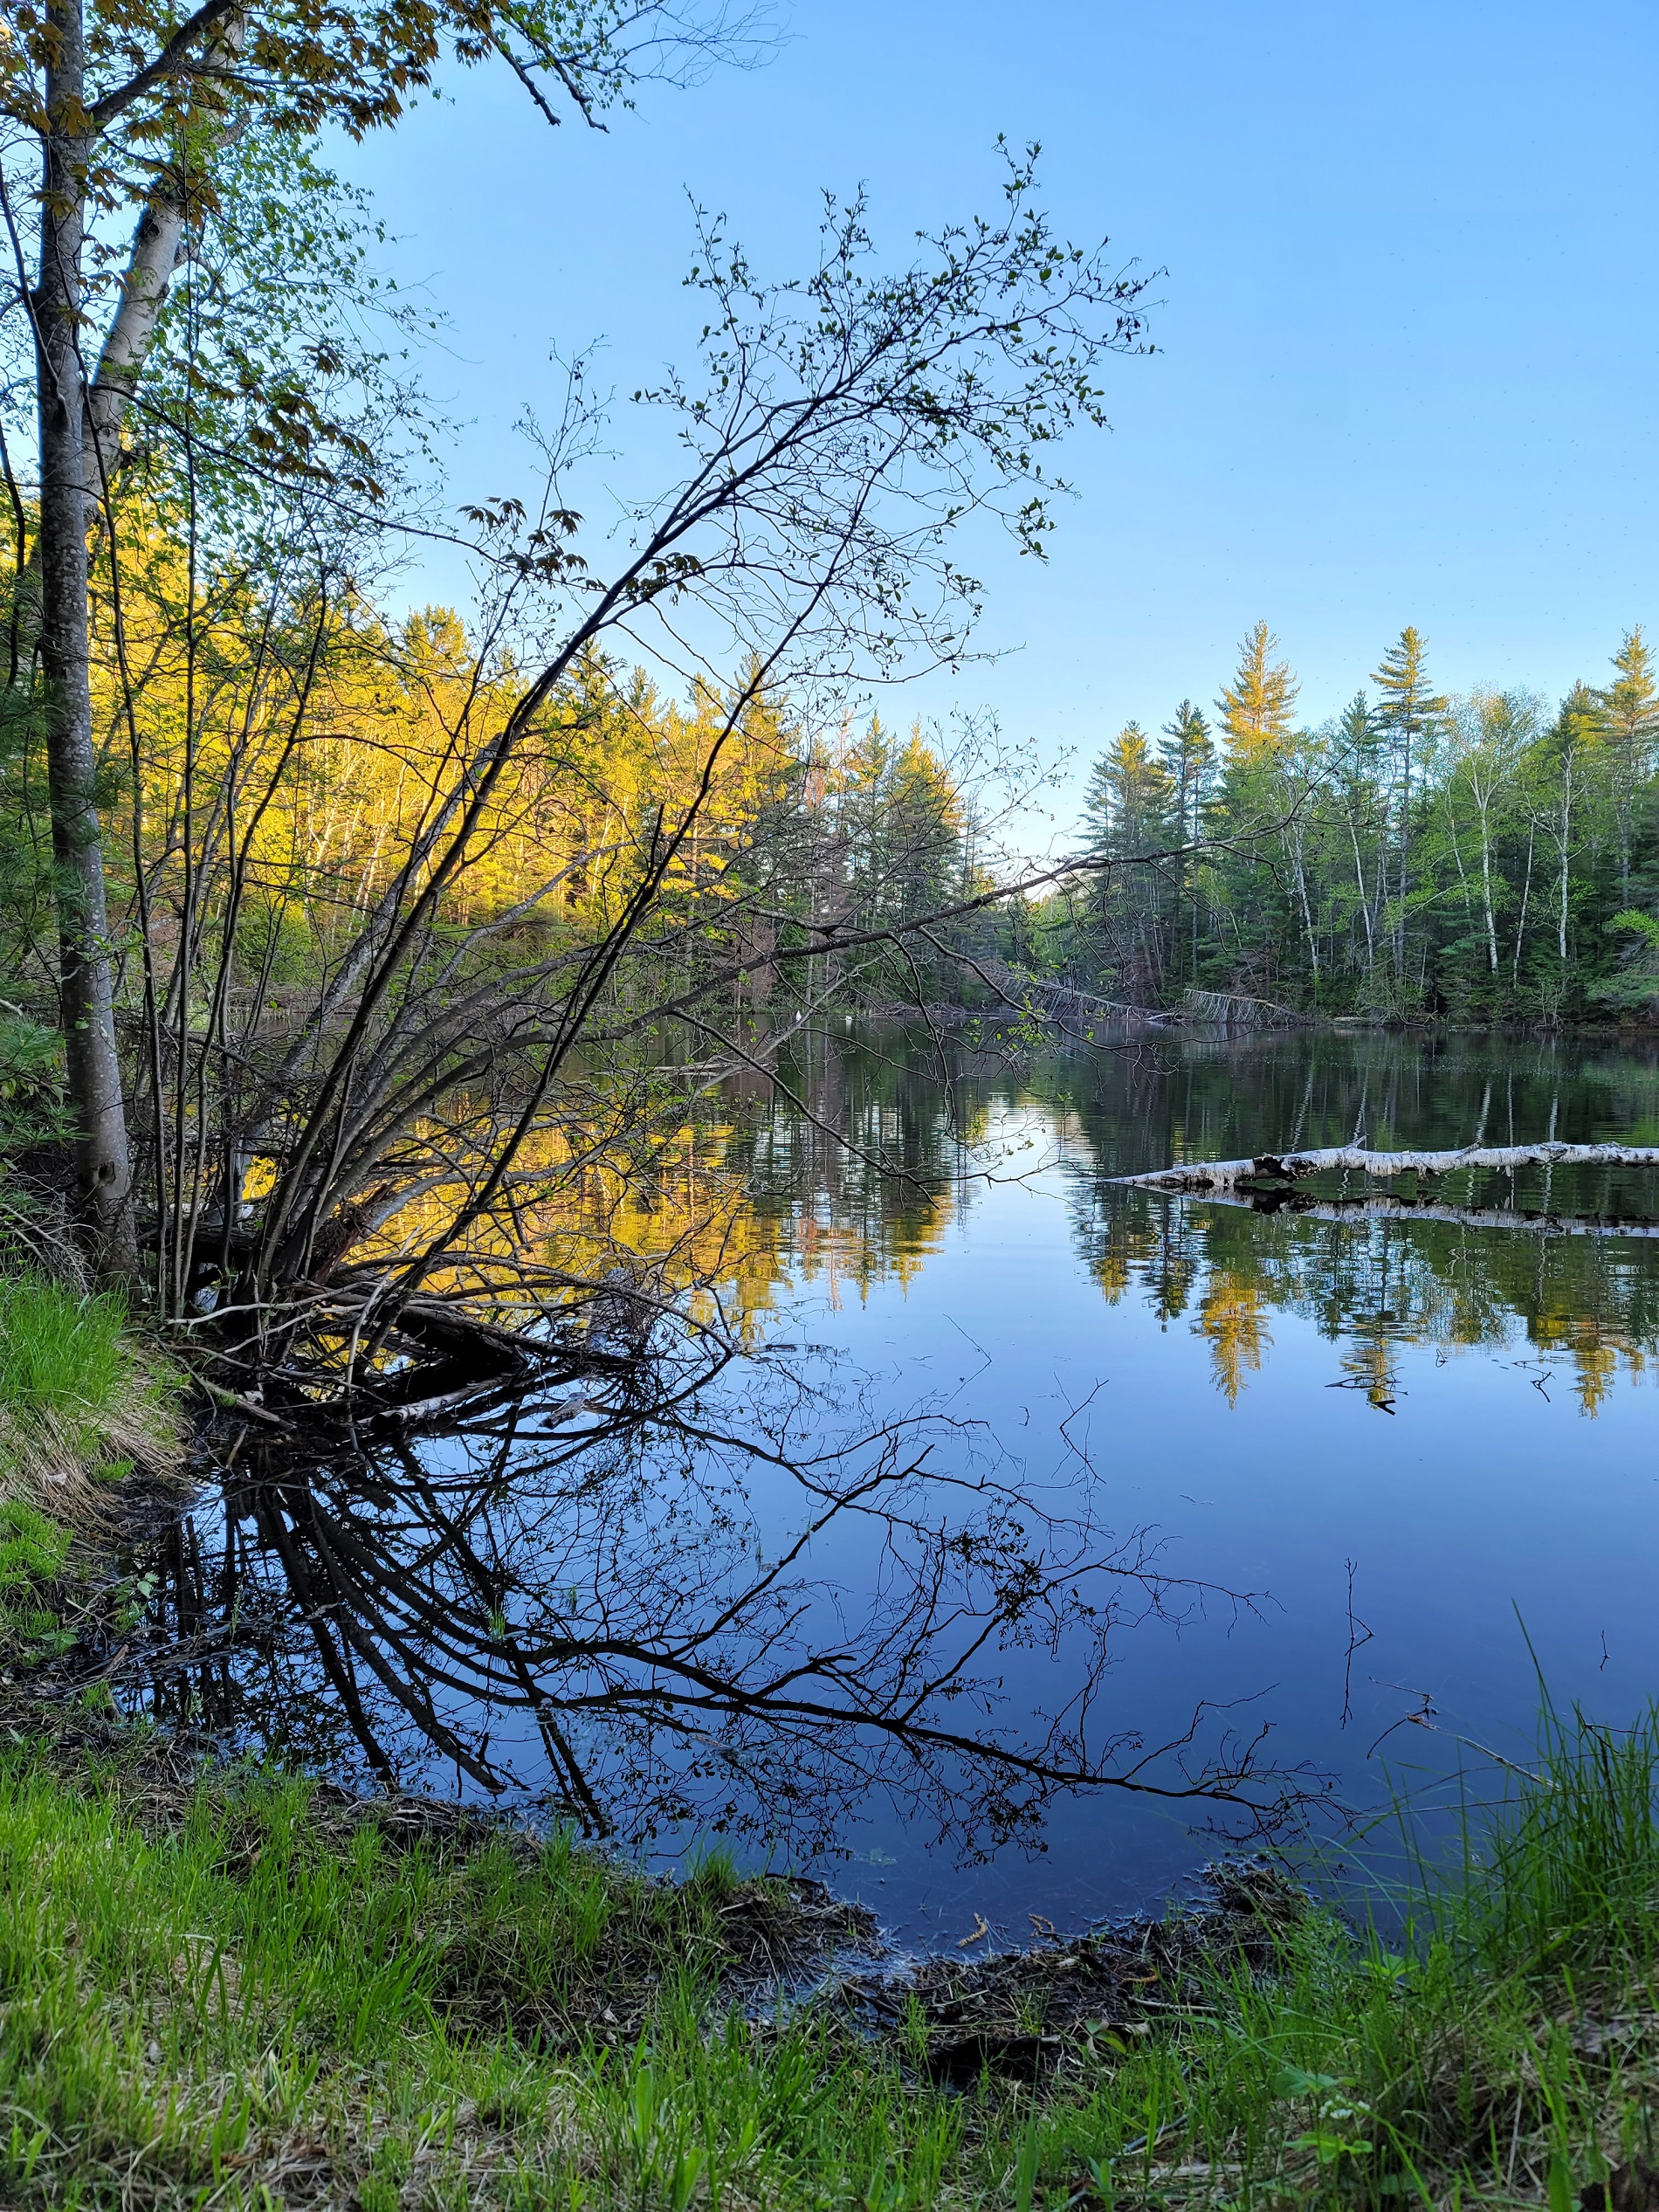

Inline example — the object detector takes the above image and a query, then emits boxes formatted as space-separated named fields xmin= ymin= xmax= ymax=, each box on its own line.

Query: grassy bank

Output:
xmin=0 ymin=1269 xmax=180 ymax=1662
xmin=0 ymin=1705 xmax=1649 ymax=2209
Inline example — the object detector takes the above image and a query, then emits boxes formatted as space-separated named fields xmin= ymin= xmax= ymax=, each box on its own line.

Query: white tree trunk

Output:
xmin=37 ymin=0 xmax=136 ymax=1267
xmin=1112 ymin=1141 xmax=1659 ymax=1193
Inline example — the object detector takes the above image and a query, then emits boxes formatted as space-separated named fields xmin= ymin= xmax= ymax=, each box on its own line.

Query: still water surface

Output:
xmin=134 ymin=1028 xmax=1659 ymax=1942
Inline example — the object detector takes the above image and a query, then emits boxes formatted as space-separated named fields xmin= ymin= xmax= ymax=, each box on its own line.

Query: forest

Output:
xmin=0 ymin=0 xmax=1651 ymax=1327
xmin=0 ymin=0 xmax=1163 ymax=1320
xmin=1 ymin=8 xmax=1659 ymax=2211
xmin=1040 ymin=619 xmax=1659 ymax=1022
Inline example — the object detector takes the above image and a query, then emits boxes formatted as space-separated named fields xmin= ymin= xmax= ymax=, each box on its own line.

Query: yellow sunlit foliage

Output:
xmin=1197 ymin=1271 xmax=1271 ymax=1405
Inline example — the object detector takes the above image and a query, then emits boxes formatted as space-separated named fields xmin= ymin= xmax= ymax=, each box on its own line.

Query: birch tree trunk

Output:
xmin=36 ymin=0 xmax=135 ymax=1269
xmin=1512 ymin=821 xmax=1534 ymax=986
xmin=1476 ymin=791 xmax=1497 ymax=974
xmin=1557 ymin=754 xmax=1573 ymax=967
xmin=1395 ymin=732 xmax=1410 ymax=980
xmin=1344 ymin=803 xmax=1374 ymax=979
xmin=1112 ymin=1141 xmax=1659 ymax=1193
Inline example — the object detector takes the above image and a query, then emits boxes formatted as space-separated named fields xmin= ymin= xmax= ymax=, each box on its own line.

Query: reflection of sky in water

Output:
xmin=793 ymin=1132 xmax=1659 ymax=1940
xmin=135 ymin=1031 xmax=1659 ymax=1944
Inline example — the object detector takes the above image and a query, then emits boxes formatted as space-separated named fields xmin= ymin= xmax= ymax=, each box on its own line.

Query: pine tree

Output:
xmin=1594 ymin=627 xmax=1659 ymax=899
xmin=1333 ymin=692 xmax=1386 ymax=987
xmin=1216 ymin=623 xmax=1298 ymax=764
xmin=1083 ymin=723 xmax=1174 ymax=854
xmin=1539 ymin=681 xmax=1604 ymax=974
xmin=1081 ymin=724 xmax=1174 ymax=999
xmin=1370 ymin=627 xmax=1447 ymax=977
xmin=1159 ymin=699 xmax=1215 ymax=840
xmin=887 ymin=726 xmax=965 ymax=923
xmin=1160 ymin=700 xmax=1215 ymax=986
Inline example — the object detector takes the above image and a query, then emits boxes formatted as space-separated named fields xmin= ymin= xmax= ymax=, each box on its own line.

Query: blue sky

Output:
xmin=345 ymin=0 xmax=1659 ymax=824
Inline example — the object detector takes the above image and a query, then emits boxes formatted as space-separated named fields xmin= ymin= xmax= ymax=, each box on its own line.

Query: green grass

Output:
xmin=0 ymin=1271 xmax=178 ymax=1484
xmin=0 ymin=1270 xmax=182 ymax=1655
xmin=0 ymin=1701 xmax=1656 ymax=2208
xmin=0 ymin=1499 xmax=72 ymax=1591
xmin=0 ymin=1273 xmax=131 ymax=1420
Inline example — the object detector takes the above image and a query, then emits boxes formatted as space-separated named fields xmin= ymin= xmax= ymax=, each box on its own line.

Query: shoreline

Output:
xmin=0 ymin=1285 xmax=1655 ymax=2202
xmin=0 ymin=1453 xmax=1654 ymax=2204
xmin=2 ymin=1674 xmax=1656 ymax=2207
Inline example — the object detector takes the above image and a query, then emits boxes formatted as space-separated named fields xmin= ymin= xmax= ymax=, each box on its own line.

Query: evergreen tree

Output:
xmin=1080 ymin=723 xmax=1174 ymax=999
xmin=1083 ymin=723 xmax=1174 ymax=854
xmin=1160 ymin=700 xmax=1215 ymax=988
xmin=886 ymin=727 xmax=966 ymax=923
xmin=1159 ymin=700 xmax=1215 ymax=839
xmin=1594 ymin=627 xmax=1659 ymax=899
xmin=1370 ymin=627 xmax=1448 ymax=978
xmin=1536 ymin=682 xmax=1606 ymax=978
xmin=1332 ymin=692 xmax=1387 ymax=990
xmin=837 ymin=715 xmax=896 ymax=920
xmin=1216 ymin=623 xmax=1299 ymax=764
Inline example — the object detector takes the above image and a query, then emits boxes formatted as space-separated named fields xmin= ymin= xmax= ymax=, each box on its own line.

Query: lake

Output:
xmin=129 ymin=1023 xmax=1659 ymax=1947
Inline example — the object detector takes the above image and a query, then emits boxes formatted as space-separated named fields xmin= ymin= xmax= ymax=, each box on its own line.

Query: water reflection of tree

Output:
xmin=351 ymin=1030 xmax=992 ymax=1341
xmin=1045 ymin=1029 xmax=1659 ymax=1182
xmin=1070 ymin=1196 xmax=1659 ymax=1411
xmin=721 ymin=1028 xmax=998 ymax=1301
xmin=1001 ymin=1030 xmax=1659 ymax=1410
xmin=712 ymin=1028 xmax=1659 ymax=1408
xmin=127 ymin=1344 xmax=1293 ymax=1857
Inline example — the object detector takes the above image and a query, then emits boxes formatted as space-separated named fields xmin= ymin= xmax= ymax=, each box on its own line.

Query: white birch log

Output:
xmin=1111 ymin=1142 xmax=1659 ymax=1194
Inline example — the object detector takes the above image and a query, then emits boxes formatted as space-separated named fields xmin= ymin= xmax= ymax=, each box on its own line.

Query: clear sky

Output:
xmin=343 ymin=0 xmax=1659 ymax=821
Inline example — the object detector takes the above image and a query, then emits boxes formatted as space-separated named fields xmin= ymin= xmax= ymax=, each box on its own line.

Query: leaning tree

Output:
xmin=0 ymin=0 xmax=754 ymax=1267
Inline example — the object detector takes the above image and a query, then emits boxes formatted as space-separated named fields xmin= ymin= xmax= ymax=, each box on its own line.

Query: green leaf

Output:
xmin=1273 ymin=2065 xmax=1344 ymax=2099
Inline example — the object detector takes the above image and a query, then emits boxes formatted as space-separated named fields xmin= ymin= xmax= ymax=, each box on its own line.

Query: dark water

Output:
xmin=129 ymin=1027 xmax=1659 ymax=1944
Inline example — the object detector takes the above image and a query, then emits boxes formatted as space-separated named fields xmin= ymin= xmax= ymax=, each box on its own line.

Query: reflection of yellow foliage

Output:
xmin=1093 ymin=1242 xmax=1131 ymax=1301
xmin=1089 ymin=1210 xmax=1166 ymax=1306
xmin=1567 ymin=1329 xmax=1619 ymax=1416
xmin=354 ymin=1110 xmax=954 ymax=1338
xmin=1197 ymin=1271 xmax=1270 ymax=1403
xmin=1084 ymin=1192 xmax=1659 ymax=1413
xmin=1339 ymin=1335 xmax=1398 ymax=1411
xmin=787 ymin=1196 xmax=953 ymax=1304
xmin=345 ymin=1119 xmax=779 ymax=1340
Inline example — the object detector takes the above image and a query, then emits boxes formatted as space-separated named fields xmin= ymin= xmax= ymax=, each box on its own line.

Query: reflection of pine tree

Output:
xmin=1571 ymin=1329 xmax=1618 ymax=1417
xmin=1339 ymin=1335 xmax=1399 ymax=1412
xmin=1147 ymin=1210 xmax=1201 ymax=1324
xmin=1198 ymin=1271 xmax=1270 ymax=1403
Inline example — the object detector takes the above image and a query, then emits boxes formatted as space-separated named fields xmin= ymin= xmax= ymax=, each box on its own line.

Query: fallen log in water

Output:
xmin=1111 ymin=1141 xmax=1659 ymax=1194
xmin=1177 ymin=988 xmax=1311 ymax=1031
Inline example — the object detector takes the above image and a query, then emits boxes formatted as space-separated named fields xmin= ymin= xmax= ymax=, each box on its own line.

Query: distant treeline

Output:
xmin=1013 ymin=622 xmax=1659 ymax=1022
